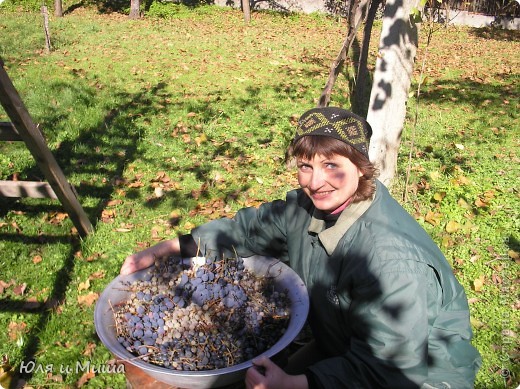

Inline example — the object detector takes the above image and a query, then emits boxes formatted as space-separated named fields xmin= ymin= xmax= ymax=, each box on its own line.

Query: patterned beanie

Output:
xmin=293 ymin=107 xmax=372 ymax=159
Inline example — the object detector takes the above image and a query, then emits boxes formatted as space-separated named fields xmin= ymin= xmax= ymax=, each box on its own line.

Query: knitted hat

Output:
xmin=293 ymin=107 xmax=372 ymax=159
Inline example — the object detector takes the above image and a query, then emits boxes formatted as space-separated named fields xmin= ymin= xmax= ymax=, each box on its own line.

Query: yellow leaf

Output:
xmin=195 ymin=134 xmax=207 ymax=146
xmin=445 ymin=220 xmax=461 ymax=233
xmin=433 ymin=191 xmax=446 ymax=202
xmin=457 ymin=198 xmax=471 ymax=209
xmin=425 ymin=211 xmax=441 ymax=226
xmin=184 ymin=221 xmax=196 ymax=231
xmin=429 ymin=171 xmax=442 ymax=181
xmin=473 ymin=275 xmax=485 ymax=292
xmin=457 ymin=175 xmax=471 ymax=185
xmin=78 ymin=279 xmax=90 ymax=292
xmin=470 ymin=317 xmax=485 ymax=329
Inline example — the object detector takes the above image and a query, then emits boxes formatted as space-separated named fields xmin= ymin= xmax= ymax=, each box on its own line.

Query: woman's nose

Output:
xmin=309 ymin=169 xmax=325 ymax=190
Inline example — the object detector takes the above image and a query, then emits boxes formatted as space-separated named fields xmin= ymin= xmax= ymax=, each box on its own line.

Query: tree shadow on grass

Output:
xmin=406 ymin=74 xmax=517 ymax=175
xmin=0 ymin=79 xmax=194 ymax=385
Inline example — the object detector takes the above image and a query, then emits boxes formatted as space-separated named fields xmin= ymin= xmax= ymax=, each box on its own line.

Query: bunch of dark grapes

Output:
xmin=112 ymin=256 xmax=290 ymax=371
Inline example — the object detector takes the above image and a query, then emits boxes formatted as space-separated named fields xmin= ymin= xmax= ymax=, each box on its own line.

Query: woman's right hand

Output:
xmin=120 ymin=238 xmax=181 ymax=275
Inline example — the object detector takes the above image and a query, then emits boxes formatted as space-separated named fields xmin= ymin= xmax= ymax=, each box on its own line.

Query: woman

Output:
xmin=121 ymin=107 xmax=481 ymax=389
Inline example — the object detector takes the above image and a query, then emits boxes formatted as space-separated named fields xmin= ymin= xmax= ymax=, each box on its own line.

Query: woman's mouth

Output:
xmin=311 ymin=190 xmax=334 ymax=200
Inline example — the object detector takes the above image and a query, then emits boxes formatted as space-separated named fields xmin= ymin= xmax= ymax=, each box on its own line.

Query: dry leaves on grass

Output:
xmin=8 ymin=321 xmax=27 ymax=341
xmin=77 ymin=292 xmax=99 ymax=307
xmin=76 ymin=370 xmax=95 ymax=387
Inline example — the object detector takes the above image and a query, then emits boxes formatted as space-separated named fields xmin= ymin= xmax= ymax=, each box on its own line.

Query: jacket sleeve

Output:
xmin=308 ymin=265 xmax=440 ymax=388
xmin=189 ymin=199 xmax=289 ymax=261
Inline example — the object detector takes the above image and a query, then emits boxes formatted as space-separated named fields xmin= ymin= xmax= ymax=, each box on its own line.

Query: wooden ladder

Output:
xmin=0 ymin=58 xmax=93 ymax=236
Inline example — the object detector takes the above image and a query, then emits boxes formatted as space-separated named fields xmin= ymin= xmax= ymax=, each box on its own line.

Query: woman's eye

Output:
xmin=325 ymin=163 xmax=337 ymax=169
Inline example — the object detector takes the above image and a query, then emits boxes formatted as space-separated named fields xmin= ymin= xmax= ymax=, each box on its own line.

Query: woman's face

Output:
xmin=297 ymin=153 xmax=362 ymax=212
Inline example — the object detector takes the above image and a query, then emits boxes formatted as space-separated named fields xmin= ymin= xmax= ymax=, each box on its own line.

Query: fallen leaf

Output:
xmin=474 ymin=197 xmax=488 ymax=208
xmin=433 ymin=191 xmax=446 ymax=202
xmin=195 ymin=134 xmax=207 ymax=146
xmin=46 ymin=372 xmax=63 ymax=383
xmin=425 ymin=211 xmax=442 ymax=226
xmin=13 ymin=283 xmax=27 ymax=296
xmin=85 ymin=252 xmax=103 ymax=262
xmin=78 ymin=279 xmax=90 ymax=292
xmin=470 ymin=317 xmax=485 ymax=329
xmin=76 ymin=370 xmax=95 ymax=387
xmin=508 ymin=250 xmax=519 ymax=261
xmin=445 ymin=220 xmax=461 ymax=233
xmin=0 ymin=280 xmax=13 ymax=294
xmin=429 ymin=171 xmax=442 ymax=181
xmin=89 ymin=271 xmax=105 ymax=280
xmin=127 ymin=180 xmax=144 ymax=188
xmin=77 ymin=292 xmax=99 ymax=307
xmin=82 ymin=342 xmax=96 ymax=356
xmin=47 ymin=212 xmax=68 ymax=224
xmin=0 ymin=357 xmax=15 ymax=389
xmin=8 ymin=321 xmax=27 ymax=341
xmin=101 ymin=209 xmax=116 ymax=222
xmin=184 ymin=221 xmax=196 ymax=231
xmin=473 ymin=275 xmax=485 ymax=292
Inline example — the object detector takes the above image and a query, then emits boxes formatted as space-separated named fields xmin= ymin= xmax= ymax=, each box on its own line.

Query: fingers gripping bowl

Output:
xmin=94 ymin=255 xmax=309 ymax=389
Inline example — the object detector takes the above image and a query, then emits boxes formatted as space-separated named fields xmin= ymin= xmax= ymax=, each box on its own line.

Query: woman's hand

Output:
xmin=245 ymin=357 xmax=308 ymax=389
xmin=120 ymin=238 xmax=181 ymax=275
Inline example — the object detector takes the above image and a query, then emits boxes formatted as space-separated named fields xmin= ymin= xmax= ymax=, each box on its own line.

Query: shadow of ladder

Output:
xmin=0 ymin=58 xmax=93 ymax=237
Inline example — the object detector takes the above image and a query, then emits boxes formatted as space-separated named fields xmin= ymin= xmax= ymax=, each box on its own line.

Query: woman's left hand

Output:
xmin=245 ymin=357 xmax=308 ymax=389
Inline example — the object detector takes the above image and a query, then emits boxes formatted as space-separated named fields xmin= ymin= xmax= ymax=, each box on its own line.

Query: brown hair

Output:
xmin=286 ymin=136 xmax=378 ymax=203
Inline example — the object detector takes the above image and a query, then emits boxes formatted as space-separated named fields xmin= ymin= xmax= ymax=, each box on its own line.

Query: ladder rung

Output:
xmin=0 ymin=122 xmax=21 ymax=141
xmin=0 ymin=180 xmax=58 ymax=199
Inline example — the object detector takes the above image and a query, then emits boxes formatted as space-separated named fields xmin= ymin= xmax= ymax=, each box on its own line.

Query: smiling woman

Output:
xmin=122 ymin=107 xmax=482 ymax=389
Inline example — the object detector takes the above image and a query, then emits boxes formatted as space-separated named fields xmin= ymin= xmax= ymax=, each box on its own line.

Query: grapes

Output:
xmin=113 ymin=256 xmax=290 ymax=371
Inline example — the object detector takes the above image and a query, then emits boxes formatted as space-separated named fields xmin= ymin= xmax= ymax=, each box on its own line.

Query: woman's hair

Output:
xmin=286 ymin=136 xmax=378 ymax=203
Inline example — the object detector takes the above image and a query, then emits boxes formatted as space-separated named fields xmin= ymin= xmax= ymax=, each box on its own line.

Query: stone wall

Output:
xmin=215 ymin=0 xmax=520 ymax=30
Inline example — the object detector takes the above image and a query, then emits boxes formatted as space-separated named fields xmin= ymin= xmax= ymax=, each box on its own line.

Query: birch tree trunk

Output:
xmin=366 ymin=0 xmax=422 ymax=187
xmin=129 ymin=0 xmax=140 ymax=19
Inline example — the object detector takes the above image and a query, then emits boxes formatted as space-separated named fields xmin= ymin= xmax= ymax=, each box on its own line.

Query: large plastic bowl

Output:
xmin=94 ymin=255 xmax=309 ymax=388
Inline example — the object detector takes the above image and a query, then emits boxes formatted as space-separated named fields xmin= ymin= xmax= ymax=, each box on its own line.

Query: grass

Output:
xmin=0 ymin=4 xmax=518 ymax=388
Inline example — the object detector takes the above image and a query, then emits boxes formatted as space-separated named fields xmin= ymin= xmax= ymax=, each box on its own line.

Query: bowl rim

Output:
xmin=94 ymin=255 xmax=310 ymax=379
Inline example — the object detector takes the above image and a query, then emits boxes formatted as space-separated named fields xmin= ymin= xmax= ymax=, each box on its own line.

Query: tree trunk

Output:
xmin=351 ymin=0 xmax=381 ymax=115
xmin=54 ymin=0 xmax=63 ymax=17
xmin=366 ymin=0 xmax=421 ymax=187
xmin=41 ymin=5 xmax=52 ymax=53
xmin=318 ymin=0 xmax=369 ymax=108
xmin=242 ymin=0 xmax=251 ymax=23
xmin=129 ymin=0 xmax=141 ymax=19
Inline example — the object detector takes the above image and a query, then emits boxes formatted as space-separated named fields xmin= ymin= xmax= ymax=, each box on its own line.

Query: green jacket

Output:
xmin=186 ymin=181 xmax=481 ymax=388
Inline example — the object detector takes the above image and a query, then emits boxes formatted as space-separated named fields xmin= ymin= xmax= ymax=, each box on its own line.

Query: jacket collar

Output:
xmin=308 ymin=189 xmax=376 ymax=255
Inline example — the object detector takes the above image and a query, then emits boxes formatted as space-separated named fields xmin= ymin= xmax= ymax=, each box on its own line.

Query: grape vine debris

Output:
xmin=111 ymin=256 xmax=291 ymax=371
